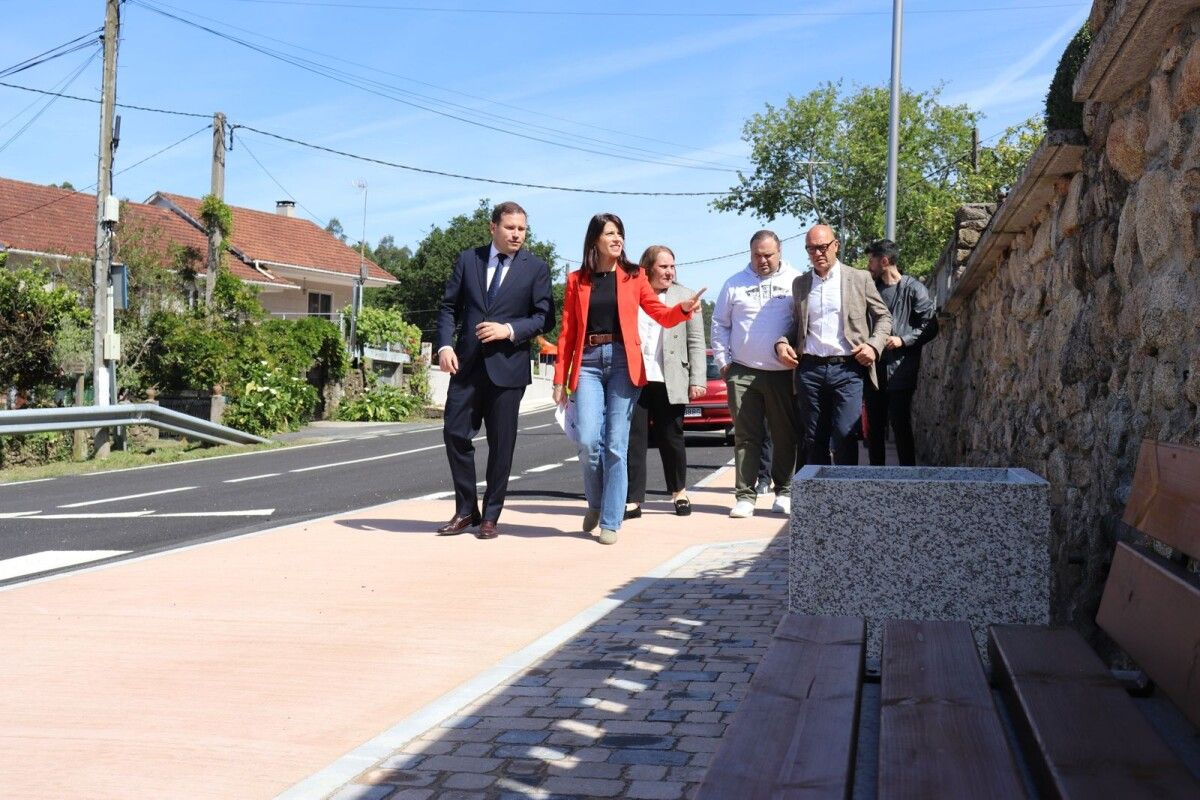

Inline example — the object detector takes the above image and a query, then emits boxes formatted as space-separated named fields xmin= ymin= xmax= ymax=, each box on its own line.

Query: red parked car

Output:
xmin=682 ymin=349 xmax=733 ymax=444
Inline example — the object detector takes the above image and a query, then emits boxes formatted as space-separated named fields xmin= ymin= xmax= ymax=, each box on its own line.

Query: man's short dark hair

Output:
xmin=492 ymin=201 xmax=527 ymax=223
xmin=750 ymin=229 xmax=781 ymax=248
xmin=866 ymin=239 xmax=901 ymax=271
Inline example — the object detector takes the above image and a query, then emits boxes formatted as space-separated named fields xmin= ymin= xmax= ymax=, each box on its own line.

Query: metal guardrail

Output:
xmin=0 ymin=404 xmax=269 ymax=447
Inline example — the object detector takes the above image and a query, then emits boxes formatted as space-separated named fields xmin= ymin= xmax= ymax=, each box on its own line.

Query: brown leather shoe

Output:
xmin=436 ymin=512 xmax=480 ymax=535
xmin=475 ymin=520 xmax=499 ymax=539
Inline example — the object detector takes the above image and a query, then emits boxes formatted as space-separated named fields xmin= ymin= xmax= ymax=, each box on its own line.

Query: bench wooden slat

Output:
xmin=878 ymin=619 xmax=1026 ymax=800
xmin=697 ymin=614 xmax=864 ymax=800
xmin=1096 ymin=541 xmax=1200 ymax=728
xmin=1123 ymin=439 xmax=1200 ymax=560
xmin=990 ymin=624 xmax=1200 ymax=799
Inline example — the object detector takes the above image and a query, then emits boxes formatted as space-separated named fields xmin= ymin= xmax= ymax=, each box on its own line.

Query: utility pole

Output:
xmin=884 ymin=0 xmax=903 ymax=241
xmin=91 ymin=0 xmax=120 ymax=458
xmin=972 ymin=126 xmax=980 ymax=173
xmin=348 ymin=180 xmax=368 ymax=365
xmin=205 ymin=111 xmax=227 ymax=307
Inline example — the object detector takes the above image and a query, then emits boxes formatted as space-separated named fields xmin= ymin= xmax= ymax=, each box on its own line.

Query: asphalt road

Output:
xmin=0 ymin=407 xmax=732 ymax=586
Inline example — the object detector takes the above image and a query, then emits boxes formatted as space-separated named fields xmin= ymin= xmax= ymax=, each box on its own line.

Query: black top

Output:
xmin=585 ymin=269 xmax=622 ymax=341
xmin=874 ymin=274 xmax=938 ymax=391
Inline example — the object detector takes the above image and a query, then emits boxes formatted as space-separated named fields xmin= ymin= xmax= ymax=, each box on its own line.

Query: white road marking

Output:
xmin=0 ymin=511 xmax=41 ymax=518
xmin=0 ymin=477 xmax=55 ymax=487
xmin=520 ymin=423 xmax=554 ymax=431
xmin=0 ymin=550 xmax=129 ymax=581
xmin=223 ymin=473 xmax=281 ymax=483
xmin=525 ymin=463 xmax=561 ymax=473
xmin=565 ymin=456 xmax=580 ymax=462
xmin=22 ymin=511 xmax=154 ymax=519
xmin=410 ymin=491 xmax=454 ymax=501
xmin=58 ymin=486 xmax=197 ymax=509
xmin=153 ymin=509 xmax=275 ymax=518
xmin=289 ymin=443 xmax=443 ymax=473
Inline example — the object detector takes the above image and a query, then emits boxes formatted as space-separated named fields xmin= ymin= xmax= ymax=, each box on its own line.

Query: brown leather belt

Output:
xmin=586 ymin=333 xmax=615 ymax=346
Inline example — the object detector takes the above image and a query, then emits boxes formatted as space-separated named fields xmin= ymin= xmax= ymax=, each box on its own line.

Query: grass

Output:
xmin=0 ymin=435 xmax=292 ymax=483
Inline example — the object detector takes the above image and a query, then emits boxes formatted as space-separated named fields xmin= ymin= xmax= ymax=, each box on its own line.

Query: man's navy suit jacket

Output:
xmin=435 ymin=245 xmax=555 ymax=388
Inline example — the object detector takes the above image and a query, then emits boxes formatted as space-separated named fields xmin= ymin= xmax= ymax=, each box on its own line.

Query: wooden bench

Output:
xmin=698 ymin=439 xmax=1200 ymax=799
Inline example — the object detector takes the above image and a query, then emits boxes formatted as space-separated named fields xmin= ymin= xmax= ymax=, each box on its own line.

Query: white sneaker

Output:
xmin=598 ymin=528 xmax=619 ymax=545
xmin=771 ymin=495 xmax=791 ymax=515
xmin=729 ymin=499 xmax=755 ymax=518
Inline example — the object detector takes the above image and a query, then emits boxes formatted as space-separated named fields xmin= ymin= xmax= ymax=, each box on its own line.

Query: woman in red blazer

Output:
xmin=553 ymin=213 xmax=705 ymax=545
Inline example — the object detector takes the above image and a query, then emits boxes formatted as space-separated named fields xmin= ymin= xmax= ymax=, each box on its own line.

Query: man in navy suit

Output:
xmin=435 ymin=201 xmax=554 ymax=539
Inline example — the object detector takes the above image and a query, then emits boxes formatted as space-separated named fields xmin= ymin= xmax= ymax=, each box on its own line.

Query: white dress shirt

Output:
xmin=637 ymin=289 xmax=667 ymax=383
xmin=805 ymin=260 xmax=853 ymax=357
xmin=437 ymin=244 xmax=515 ymax=355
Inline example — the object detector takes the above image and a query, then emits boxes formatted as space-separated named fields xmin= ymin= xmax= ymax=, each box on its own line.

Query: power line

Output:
xmin=238 ymin=135 xmax=329 ymax=227
xmin=131 ymin=0 xmax=742 ymax=173
xmin=142 ymin=0 xmax=749 ymax=168
xmin=0 ymin=28 xmax=101 ymax=79
xmin=0 ymin=79 xmax=210 ymax=118
xmin=223 ymin=1 xmax=1089 ymax=18
xmin=0 ymin=48 xmax=100 ymax=156
xmin=232 ymin=123 xmax=727 ymax=196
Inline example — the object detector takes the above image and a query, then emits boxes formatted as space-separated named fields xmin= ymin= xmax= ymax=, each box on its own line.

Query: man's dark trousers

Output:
xmin=444 ymin=362 xmax=524 ymax=522
xmin=797 ymin=357 xmax=864 ymax=466
xmin=865 ymin=371 xmax=915 ymax=466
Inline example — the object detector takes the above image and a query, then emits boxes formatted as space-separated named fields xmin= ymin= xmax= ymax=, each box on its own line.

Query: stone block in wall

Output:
xmin=1134 ymin=168 xmax=1181 ymax=268
xmin=1172 ymin=36 xmax=1200 ymax=118
xmin=1106 ymin=110 xmax=1149 ymax=181
xmin=1147 ymin=74 xmax=1173 ymax=153
xmin=1114 ymin=190 xmax=1139 ymax=289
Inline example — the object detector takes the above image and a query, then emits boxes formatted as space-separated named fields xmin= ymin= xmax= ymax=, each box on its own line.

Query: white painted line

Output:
xmin=153 ymin=509 xmax=275 ymax=518
xmin=0 ymin=550 xmax=129 ymax=581
xmin=520 ymin=423 xmax=554 ymax=431
xmin=693 ymin=458 xmax=735 ymax=489
xmin=0 ymin=511 xmax=41 ymax=519
xmin=58 ymin=485 xmax=197 ymax=509
xmin=289 ymin=443 xmax=443 ymax=473
xmin=223 ymin=473 xmax=282 ymax=484
xmin=565 ymin=456 xmax=580 ymax=462
xmin=409 ymin=491 xmax=454 ymax=501
xmin=275 ymin=538 xmax=765 ymax=800
xmin=21 ymin=511 xmax=154 ymax=519
xmin=0 ymin=477 xmax=55 ymax=487
xmin=525 ymin=463 xmax=561 ymax=473
xmin=79 ymin=438 xmax=343 ymax=477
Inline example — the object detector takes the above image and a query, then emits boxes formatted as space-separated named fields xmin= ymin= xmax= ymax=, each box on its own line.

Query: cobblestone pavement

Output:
xmin=328 ymin=534 xmax=788 ymax=800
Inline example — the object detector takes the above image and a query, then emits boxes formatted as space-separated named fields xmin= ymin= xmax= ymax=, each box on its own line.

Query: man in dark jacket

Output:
xmin=864 ymin=239 xmax=938 ymax=466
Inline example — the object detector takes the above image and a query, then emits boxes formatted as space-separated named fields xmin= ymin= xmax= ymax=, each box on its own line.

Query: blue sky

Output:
xmin=2 ymin=0 xmax=1088 ymax=295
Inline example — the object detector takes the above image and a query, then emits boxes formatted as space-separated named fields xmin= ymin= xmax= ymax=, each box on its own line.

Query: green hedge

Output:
xmin=1045 ymin=24 xmax=1092 ymax=130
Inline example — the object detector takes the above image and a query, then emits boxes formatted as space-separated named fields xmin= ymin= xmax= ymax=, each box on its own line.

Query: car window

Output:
xmin=707 ymin=353 xmax=721 ymax=381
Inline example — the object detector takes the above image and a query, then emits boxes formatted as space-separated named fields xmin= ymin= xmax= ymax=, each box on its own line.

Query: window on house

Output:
xmin=307 ymin=292 xmax=333 ymax=319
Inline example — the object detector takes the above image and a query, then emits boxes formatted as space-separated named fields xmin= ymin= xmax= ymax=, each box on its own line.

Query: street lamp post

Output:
xmin=885 ymin=0 xmax=903 ymax=241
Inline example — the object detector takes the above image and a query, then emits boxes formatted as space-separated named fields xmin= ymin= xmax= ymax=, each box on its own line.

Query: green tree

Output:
xmin=0 ymin=258 xmax=91 ymax=393
xmin=325 ymin=217 xmax=347 ymax=243
xmin=372 ymin=235 xmax=413 ymax=279
xmin=372 ymin=199 xmax=561 ymax=341
xmin=714 ymin=82 xmax=1041 ymax=275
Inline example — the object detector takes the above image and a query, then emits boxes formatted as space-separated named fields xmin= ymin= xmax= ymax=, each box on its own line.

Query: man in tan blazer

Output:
xmin=775 ymin=225 xmax=892 ymax=465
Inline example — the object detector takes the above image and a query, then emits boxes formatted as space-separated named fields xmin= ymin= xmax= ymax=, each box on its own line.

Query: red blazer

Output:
xmin=554 ymin=268 xmax=692 ymax=392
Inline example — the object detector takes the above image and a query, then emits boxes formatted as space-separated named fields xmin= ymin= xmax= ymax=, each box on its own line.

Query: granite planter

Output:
xmin=789 ymin=466 xmax=1050 ymax=663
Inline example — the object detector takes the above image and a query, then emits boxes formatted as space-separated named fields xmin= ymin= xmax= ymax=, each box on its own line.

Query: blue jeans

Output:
xmin=796 ymin=358 xmax=865 ymax=466
xmin=574 ymin=343 xmax=641 ymax=531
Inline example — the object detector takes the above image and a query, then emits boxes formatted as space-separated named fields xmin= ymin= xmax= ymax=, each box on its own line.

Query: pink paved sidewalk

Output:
xmin=0 ymin=468 xmax=784 ymax=799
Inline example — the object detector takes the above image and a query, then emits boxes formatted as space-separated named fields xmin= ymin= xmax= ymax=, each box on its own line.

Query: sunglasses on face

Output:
xmin=805 ymin=241 xmax=836 ymax=255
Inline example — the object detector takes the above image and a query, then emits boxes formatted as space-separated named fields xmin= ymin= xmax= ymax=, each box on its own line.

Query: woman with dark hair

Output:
xmin=625 ymin=245 xmax=707 ymax=519
xmin=553 ymin=214 xmax=705 ymax=545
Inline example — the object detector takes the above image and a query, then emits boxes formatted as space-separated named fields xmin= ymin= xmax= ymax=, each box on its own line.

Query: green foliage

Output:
xmin=223 ymin=362 xmax=318 ymax=436
xmin=355 ymin=306 xmax=420 ymax=350
xmin=284 ymin=316 xmax=350 ymax=381
xmin=0 ymin=260 xmax=91 ymax=392
xmin=714 ymin=82 xmax=1041 ymax=275
xmin=198 ymin=194 xmax=234 ymax=238
xmin=370 ymin=199 xmax=560 ymax=337
xmin=336 ymin=382 xmax=423 ymax=422
xmin=212 ymin=270 xmax=264 ymax=322
xmin=144 ymin=312 xmax=233 ymax=391
xmin=0 ymin=432 xmax=73 ymax=469
xmin=372 ymin=235 xmax=412 ymax=278
xmin=325 ymin=217 xmax=347 ymax=242
xmin=1046 ymin=24 xmax=1092 ymax=130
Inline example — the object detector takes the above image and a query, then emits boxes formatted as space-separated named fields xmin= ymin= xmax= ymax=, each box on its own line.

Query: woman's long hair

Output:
xmin=639 ymin=244 xmax=675 ymax=280
xmin=581 ymin=213 xmax=639 ymax=281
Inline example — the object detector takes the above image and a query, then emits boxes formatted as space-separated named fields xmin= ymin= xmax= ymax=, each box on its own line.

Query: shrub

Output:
xmin=0 ymin=432 xmax=73 ymax=468
xmin=223 ymin=362 xmax=318 ymax=436
xmin=0 ymin=261 xmax=90 ymax=392
xmin=1045 ymin=24 xmax=1092 ymax=130
xmin=336 ymin=382 xmax=423 ymax=422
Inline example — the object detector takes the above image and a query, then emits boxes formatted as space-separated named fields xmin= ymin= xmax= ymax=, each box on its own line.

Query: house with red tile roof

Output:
xmin=0 ymin=177 xmax=397 ymax=323
xmin=147 ymin=192 xmax=396 ymax=322
xmin=0 ymin=177 xmax=296 ymax=293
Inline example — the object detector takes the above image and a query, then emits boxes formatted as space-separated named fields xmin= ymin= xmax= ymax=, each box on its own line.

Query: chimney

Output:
xmin=275 ymin=200 xmax=295 ymax=217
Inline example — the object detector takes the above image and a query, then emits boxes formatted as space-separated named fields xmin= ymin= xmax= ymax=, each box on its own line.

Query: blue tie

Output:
xmin=487 ymin=253 xmax=507 ymax=305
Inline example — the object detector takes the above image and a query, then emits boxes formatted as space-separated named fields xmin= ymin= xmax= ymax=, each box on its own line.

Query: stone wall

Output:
xmin=914 ymin=3 xmax=1200 ymax=636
